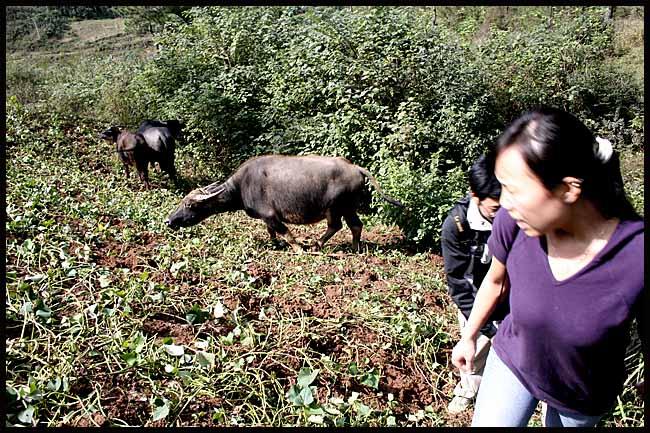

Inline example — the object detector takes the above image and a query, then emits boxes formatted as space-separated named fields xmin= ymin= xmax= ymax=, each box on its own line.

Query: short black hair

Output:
xmin=468 ymin=153 xmax=501 ymax=200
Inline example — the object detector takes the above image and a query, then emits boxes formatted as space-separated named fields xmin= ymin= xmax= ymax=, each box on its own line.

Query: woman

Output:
xmin=451 ymin=106 xmax=644 ymax=427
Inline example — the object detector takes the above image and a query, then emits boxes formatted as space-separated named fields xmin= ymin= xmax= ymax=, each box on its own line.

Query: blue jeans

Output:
xmin=472 ymin=348 xmax=604 ymax=427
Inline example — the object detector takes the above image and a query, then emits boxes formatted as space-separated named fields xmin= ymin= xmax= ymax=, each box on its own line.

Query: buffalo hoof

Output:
xmin=290 ymin=244 xmax=304 ymax=255
xmin=306 ymin=239 xmax=323 ymax=251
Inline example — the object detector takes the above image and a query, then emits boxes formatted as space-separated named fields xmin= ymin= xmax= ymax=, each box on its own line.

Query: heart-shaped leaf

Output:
xmin=17 ymin=406 xmax=35 ymax=424
xmin=297 ymin=367 xmax=319 ymax=388
xmin=196 ymin=351 xmax=215 ymax=368
xmin=151 ymin=398 xmax=169 ymax=421
xmin=163 ymin=344 xmax=184 ymax=357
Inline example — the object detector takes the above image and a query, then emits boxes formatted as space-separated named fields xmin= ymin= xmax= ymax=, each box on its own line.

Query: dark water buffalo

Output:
xmin=136 ymin=119 xmax=184 ymax=183
xmin=100 ymin=126 xmax=153 ymax=189
xmin=166 ymin=155 xmax=404 ymax=252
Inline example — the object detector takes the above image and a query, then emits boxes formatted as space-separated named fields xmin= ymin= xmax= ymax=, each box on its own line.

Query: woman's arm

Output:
xmin=452 ymin=256 xmax=509 ymax=373
xmin=463 ymin=256 xmax=508 ymax=341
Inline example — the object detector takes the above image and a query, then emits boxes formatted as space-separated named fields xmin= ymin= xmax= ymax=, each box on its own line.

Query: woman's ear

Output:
xmin=560 ymin=176 xmax=583 ymax=204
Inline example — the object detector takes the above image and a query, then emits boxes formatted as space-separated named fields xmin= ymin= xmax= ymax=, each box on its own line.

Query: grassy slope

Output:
xmin=610 ymin=14 xmax=644 ymax=88
xmin=5 ymin=15 xmax=644 ymax=427
xmin=7 ymin=18 xmax=153 ymax=61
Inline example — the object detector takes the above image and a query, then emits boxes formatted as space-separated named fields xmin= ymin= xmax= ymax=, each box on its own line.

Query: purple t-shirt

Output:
xmin=488 ymin=208 xmax=644 ymax=416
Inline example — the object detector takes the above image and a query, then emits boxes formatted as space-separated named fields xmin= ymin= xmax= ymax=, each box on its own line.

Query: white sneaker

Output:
xmin=447 ymin=396 xmax=472 ymax=414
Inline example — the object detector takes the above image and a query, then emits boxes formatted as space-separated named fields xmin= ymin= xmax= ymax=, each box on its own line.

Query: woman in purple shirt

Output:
xmin=451 ymin=106 xmax=644 ymax=427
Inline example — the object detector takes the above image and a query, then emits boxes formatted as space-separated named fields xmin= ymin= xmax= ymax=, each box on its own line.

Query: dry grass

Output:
xmin=610 ymin=16 xmax=644 ymax=84
xmin=61 ymin=18 xmax=126 ymax=44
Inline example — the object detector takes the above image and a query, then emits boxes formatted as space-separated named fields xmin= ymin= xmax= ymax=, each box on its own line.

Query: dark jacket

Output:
xmin=441 ymin=195 xmax=509 ymax=338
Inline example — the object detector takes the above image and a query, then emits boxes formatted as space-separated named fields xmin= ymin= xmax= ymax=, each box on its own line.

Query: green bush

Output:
xmin=26 ymin=52 xmax=152 ymax=128
xmin=94 ymin=58 xmax=157 ymax=128
xmin=566 ymin=64 xmax=644 ymax=150
xmin=370 ymin=150 xmax=466 ymax=248
xmin=6 ymin=6 xmax=643 ymax=248
xmin=5 ymin=61 xmax=45 ymax=105
xmin=471 ymin=8 xmax=643 ymax=150
xmin=6 ymin=6 xmax=70 ymax=50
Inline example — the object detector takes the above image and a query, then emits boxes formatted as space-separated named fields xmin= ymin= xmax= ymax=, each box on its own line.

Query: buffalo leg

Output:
xmin=160 ymin=156 xmax=178 ymax=184
xmin=264 ymin=218 xmax=301 ymax=253
xmin=135 ymin=159 xmax=151 ymax=190
xmin=344 ymin=212 xmax=363 ymax=251
xmin=160 ymin=159 xmax=170 ymax=178
xmin=266 ymin=225 xmax=277 ymax=240
xmin=169 ymin=142 xmax=178 ymax=183
xmin=123 ymin=163 xmax=130 ymax=179
xmin=167 ymin=161 xmax=178 ymax=183
xmin=317 ymin=210 xmax=343 ymax=249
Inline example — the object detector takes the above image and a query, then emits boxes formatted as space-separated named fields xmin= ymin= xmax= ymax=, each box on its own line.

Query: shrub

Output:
xmin=8 ymin=6 xmax=642 ymax=248
xmin=370 ymin=150 xmax=466 ymax=249
xmin=6 ymin=6 xmax=70 ymax=50
xmin=471 ymin=7 xmax=642 ymax=150
xmin=5 ymin=61 xmax=45 ymax=106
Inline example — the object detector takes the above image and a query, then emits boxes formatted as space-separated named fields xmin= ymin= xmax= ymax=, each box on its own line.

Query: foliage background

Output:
xmin=7 ymin=6 xmax=643 ymax=247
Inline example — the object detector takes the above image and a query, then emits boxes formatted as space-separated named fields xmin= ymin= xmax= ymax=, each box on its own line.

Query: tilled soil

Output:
xmin=8 ymin=187 xmax=466 ymax=426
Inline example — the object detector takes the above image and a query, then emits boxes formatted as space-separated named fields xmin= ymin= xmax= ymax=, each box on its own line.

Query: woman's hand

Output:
xmin=449 ymin=257 xmax=507 ymax=375
xmin=452 ymin=337 xmax=477 ymax=374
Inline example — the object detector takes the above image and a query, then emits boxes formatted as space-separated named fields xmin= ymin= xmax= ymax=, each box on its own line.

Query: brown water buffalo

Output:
xmin=166 ymin=155 xmax=404 ymax=252
xmin=136 ymin=119 xmax=184 ymax=183
xmin=100 ymin=126 xmax=154 ymax=189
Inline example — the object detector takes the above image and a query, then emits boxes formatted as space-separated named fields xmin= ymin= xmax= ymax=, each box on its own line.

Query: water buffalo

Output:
xmin=166 ymin=155 xmax=404 ymax=252
xmin=99 ymin=126 xmax=153 ymax=189
xmin=136 ymin=119 xmax=184 ymax=183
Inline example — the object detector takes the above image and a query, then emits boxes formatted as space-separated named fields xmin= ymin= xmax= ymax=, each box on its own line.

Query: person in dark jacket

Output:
xmin=441 ymin=153 xmax=509 ymax=414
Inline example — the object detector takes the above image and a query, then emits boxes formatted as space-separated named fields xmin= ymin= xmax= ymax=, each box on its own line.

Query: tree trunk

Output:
xmin=32 ymin=17 xmax=40 ymax=40
xmin=604 ymin=6 xmax=616 ymax=22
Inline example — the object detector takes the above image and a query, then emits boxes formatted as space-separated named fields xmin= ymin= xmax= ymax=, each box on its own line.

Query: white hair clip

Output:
xmin=594 ymin=136 xmax=613 ymax=163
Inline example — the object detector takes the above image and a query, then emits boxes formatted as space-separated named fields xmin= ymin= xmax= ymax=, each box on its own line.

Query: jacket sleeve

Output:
xmin=441 ymin=213 xmax=475 ymax=320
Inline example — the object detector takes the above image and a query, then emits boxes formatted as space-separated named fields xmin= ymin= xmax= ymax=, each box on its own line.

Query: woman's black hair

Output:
xmin=492 ymin=106 xmax=640 ymax=221
xmin=469 ymin=153 xmax=501 ymax=200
